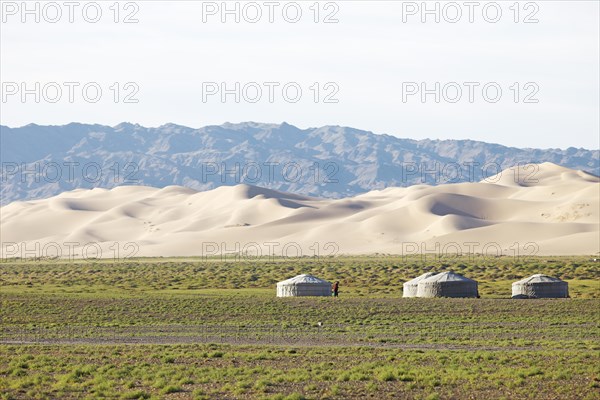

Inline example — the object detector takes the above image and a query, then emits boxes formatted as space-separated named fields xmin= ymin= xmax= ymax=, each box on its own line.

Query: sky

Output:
xmin=1 ymin=0 xmax=599 ymax=149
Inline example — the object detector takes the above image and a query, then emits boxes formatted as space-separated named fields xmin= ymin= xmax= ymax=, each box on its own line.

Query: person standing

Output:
xmin=332 ymin=281 xmax=339 ymax=297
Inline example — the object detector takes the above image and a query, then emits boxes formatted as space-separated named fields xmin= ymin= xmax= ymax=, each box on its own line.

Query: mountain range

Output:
xmin=1 ymin=122 xmax=598 ymax=204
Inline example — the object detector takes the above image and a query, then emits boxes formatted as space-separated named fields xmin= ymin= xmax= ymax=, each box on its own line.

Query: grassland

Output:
xmin=0 ymin=255 xmax=599 ymax=399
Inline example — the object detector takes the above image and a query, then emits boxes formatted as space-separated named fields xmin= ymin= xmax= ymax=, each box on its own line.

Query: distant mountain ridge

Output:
xmin=1 ymin=122 xmax=598 ymax=204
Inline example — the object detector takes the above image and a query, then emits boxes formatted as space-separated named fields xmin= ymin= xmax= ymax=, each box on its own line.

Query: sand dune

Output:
xmin=1 ymin=163 xmax=598 ymax=258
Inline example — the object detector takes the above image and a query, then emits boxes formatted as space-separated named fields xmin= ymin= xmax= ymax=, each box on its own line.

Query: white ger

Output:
xmin=416 ymin=271 xmax=479 ymax=298
xmin=512 ymin=274 xmax=569 ymax=299
xmin=276 ymin=274 xmax=332 ymax=297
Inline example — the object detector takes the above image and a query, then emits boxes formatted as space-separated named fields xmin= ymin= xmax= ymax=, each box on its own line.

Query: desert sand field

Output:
xmin=1 ymin=162 xmax=598 ymax=258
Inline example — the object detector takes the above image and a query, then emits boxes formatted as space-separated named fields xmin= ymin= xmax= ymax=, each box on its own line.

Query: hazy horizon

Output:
xmin=2 ymin=1 xmax=598 ymax=149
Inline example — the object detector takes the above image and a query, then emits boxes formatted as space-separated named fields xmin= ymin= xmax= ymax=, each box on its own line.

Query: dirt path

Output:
xmin=0 ymin=336 xmax=549 ymax=351
xmin=2 ymin=322 xmax=595 ymax=350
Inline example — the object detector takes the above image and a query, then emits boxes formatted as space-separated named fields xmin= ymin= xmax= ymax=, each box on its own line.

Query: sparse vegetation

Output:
xmin=0 ymin=255 xmax=598 ymax=399
xmin=0 ymin=254 xmax=598 ymax=297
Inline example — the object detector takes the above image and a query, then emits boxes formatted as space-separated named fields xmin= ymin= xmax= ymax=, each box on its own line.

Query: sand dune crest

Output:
xmin=1 ymin=163 xmax=598 ymax=258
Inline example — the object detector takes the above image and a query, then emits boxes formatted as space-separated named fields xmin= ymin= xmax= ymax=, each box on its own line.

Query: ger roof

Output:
xmin=512 ymin=274 xmax=565 ymax=285
xmin=277 ymin=274 xmax=331 ymax=285
xmin=404 ymin=272 xmax=438 ymax=285
xmin=420 ymin=271 xmax=475 ymax=283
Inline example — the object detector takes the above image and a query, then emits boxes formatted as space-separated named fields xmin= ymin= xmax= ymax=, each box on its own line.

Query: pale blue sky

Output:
xmin=1 ymin=1 xmax=598 ymax=149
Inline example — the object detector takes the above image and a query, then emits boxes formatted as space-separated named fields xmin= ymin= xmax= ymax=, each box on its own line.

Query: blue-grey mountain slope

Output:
xmin=1 ymin=122 xmax=598 ymax=204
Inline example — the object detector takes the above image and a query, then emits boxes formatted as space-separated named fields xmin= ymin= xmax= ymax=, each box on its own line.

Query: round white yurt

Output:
xmin=403 ymin=272 xmax=438 ymax=297
xmin=416 ymin=271 xmax=479 ymax=298
xmin=276 ymin=274 xmax=332 ymax=297
xmin=512 ymin=274 xmax=569 ymax=299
